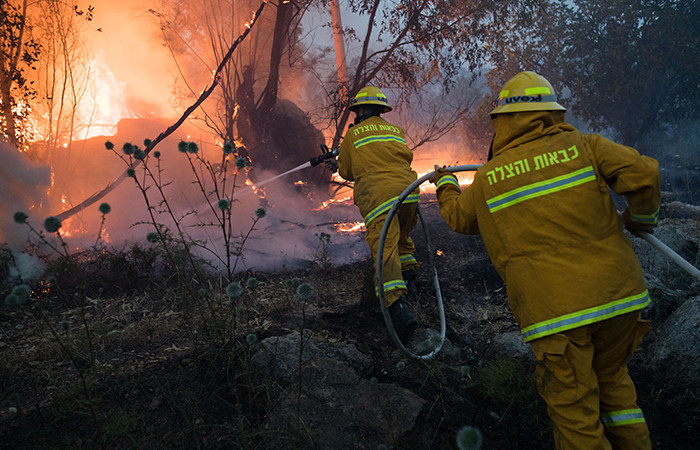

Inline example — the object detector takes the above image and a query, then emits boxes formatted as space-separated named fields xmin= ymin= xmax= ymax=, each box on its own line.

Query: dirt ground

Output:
xmin=1 ymin=196 xmax=698 ymax=449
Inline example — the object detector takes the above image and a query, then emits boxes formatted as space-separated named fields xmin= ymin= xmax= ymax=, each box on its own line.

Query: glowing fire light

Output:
xmin=337 ymin=222 xmax=364 ymax=233
xmin=436 ymin=249 xmax=444 ymax=256
xmin=313 ymin=195 xmax=353 ymax=211
xmin=76 ymin=55 xmax=134 ymax=139
xmin=415 ymin=170 xmax=474 ymax=193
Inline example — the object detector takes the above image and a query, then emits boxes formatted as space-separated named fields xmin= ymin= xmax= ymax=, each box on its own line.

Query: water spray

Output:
xmin=231 ymin=145 xmax=338 ymax=200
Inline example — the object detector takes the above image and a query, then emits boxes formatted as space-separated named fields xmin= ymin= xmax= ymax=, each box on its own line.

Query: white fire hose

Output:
xmin=376 ymin=165 xmax=480 ymax=360
xmin=376 ymin=165 xmax=700 ymax=360
xmin=636 ymin=231 xmax=700 ymax=281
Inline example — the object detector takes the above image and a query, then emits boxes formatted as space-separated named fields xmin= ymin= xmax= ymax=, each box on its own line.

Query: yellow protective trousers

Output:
xmin=364 ymin=203 xmax=419 ymax=306
xmin=529 ymin=311 xmax=651 ymax=450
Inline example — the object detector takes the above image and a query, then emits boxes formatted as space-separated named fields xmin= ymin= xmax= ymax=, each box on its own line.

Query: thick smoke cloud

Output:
xmin=0 ymin=142 xmax=52 ymax=247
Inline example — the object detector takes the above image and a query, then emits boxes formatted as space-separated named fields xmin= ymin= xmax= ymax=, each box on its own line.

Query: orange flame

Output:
xmin=337 ymin=222 xmax=364 ymax=233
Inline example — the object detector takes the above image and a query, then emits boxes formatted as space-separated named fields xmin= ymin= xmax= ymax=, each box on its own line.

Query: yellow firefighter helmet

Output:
xmin=349 ymin=86 xmax=392 ymax=112
xmin=490 ymin=71 xmax=566 ymax=115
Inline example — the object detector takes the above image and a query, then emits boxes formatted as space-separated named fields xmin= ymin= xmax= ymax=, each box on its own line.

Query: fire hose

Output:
xmin=376 ymin=165 xmax=481 ymax=360
xmin=635 ymin=230 xmax=700 ymax=281
xmin=375 ymin=165 xmax=700 ymax=360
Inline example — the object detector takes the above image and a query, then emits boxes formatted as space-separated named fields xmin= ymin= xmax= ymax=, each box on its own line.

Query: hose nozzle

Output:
xmin=310 ymin=144 xmax=339 ymax=166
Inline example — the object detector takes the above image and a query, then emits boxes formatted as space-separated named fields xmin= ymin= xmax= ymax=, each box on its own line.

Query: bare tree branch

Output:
xmin=56 ymin=0 xmax=269 ymax=221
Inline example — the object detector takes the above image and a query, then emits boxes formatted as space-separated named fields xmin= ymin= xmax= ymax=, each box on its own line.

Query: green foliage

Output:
xmin=475 ymin=357 xmax=536 ymax=406
xmin=477 ymin=0 xmax=700 ymax=145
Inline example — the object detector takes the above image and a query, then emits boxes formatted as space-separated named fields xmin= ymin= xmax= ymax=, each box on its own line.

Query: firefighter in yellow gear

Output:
xmin=432 ymin=71 xmax=659 ymax=449
xmin=336 ymin=86 xmax=420 ymax=340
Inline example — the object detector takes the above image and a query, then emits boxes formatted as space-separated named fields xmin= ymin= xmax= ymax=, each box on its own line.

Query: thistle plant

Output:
xmin=456 ymin=426 xmax=483 ymax=450
xmin=4 ymin=284 xmax=30 ymax=306
xmin=312 ymin=232 xmax=332 ymax=267
xmin=9 ymin=210 xmax=105 ymax=445
xmin=296 ymin=282 xmax=314 ymax=300
xmin=105 ymin=138 xmax=265 ymax=283
xmin=246 ymin=277 xmax=259 ymax=290
xmin=225 ymin=281 xmax=243 ymax=298
xmin=95 ymin=203 xmax=111 ymax=246
xmin=13 ymin=211 xmax=69 ymax=260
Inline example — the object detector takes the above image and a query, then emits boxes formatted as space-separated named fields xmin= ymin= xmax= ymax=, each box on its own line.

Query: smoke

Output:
xmin=0 ymin=142 xmax=52 ymax=248
xmin=6 ymin=252 xmax=46 ymax=286
xmin=6 ymin=1 xmax=478 ymax=272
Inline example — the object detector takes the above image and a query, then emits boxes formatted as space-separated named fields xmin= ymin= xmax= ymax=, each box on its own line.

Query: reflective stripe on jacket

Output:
xmin=337 ymin=115 xmax=418 ymax=223
xmin=436 ymin=111 xmax=660 ymax=342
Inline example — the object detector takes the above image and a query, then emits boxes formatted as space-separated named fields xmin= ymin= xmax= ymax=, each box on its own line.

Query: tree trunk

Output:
xmin=330 ymin=0 xmax=349 ymax=100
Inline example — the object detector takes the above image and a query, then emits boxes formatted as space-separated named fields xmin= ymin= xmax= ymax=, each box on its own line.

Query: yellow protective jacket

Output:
xmin=436 ymin=111 xmax=660 ymax=342
xmin=338 ymin=115 xmax=419 ymax=224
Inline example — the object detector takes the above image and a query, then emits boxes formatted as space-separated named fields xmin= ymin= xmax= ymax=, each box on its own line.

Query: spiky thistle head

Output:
xmin=223 ymin=141 xmax=234 ymax=154
xmin=246 ymin=333 xmax=258 ymax=344
xmin=10 ymin=284 xmax=31 ymax=304
xmin=153 ymin=150 xmax=161 ymax=159
xmin=143 ymin=138 xmax=152 ymax=147
xmin=178 ymin=140 xmax=188 ymax=153
xmin=104 ymin=141 xmax=114 ymax=150
xmin=98 ymin=203 xmax=111 ymax=215
xmin=255 ymin=208 xmax=266 ymax=218
xmin=187 ymin=142 xmax=198 ymax=154
xmin=236 ymin=157 xmax=248 ymax=169
xmin=246 ymin=277 xmax=259 ymax=289
xmin=296 ymin=282 xmax=314 ymax=299
xmin=126 ymin=167 xmax=136 ymax=178
xmin=122 ymin=142 xmax=134 ymax=155
xmin=43 ymin=216 xmax=62 ymax=233
xmin=285 ymin=277 xmax=301 ymax=289
xmin=225 ymin=282 xmax=243 ymax=298
xmin=4 ymin=294 xmax=18 ymax=306
xmin=133 ymin=148 xmax=145 ymax=160
xmin=13 ymin=211 xmax=27 ymax=224
xmin=217 ymin=198 xmax=231 ymax=211
xmin=456 ymin=426 xmax=483 ymax=450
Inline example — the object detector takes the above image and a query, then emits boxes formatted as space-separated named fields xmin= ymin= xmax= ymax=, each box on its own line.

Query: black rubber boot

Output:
xmin=402 ymin=270 xmax=418 ymax=303
xmin=388 ymin=295 xmax=417 ymax=340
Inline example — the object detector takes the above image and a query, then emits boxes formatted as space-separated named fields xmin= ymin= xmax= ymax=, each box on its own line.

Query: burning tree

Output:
xmin=151 ymin=0 xmax=329 ymax=191
xmin=0 ymin=0 xmax=39 ymax=151
xmin=29 ymin=0 xmax=96 ymax=162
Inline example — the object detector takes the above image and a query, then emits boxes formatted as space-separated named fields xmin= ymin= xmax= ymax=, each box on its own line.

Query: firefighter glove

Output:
xmin=325 ymin=158 xmax=338 ymax=173
xmin=430 ymin=165 xmax=452 ymax=184
xmin=622 ymin=208 xmax=655 ymax=235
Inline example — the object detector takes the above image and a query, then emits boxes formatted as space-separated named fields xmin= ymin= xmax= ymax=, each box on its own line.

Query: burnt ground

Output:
xmin=0 ymin=196 xmax=698 ymax=449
